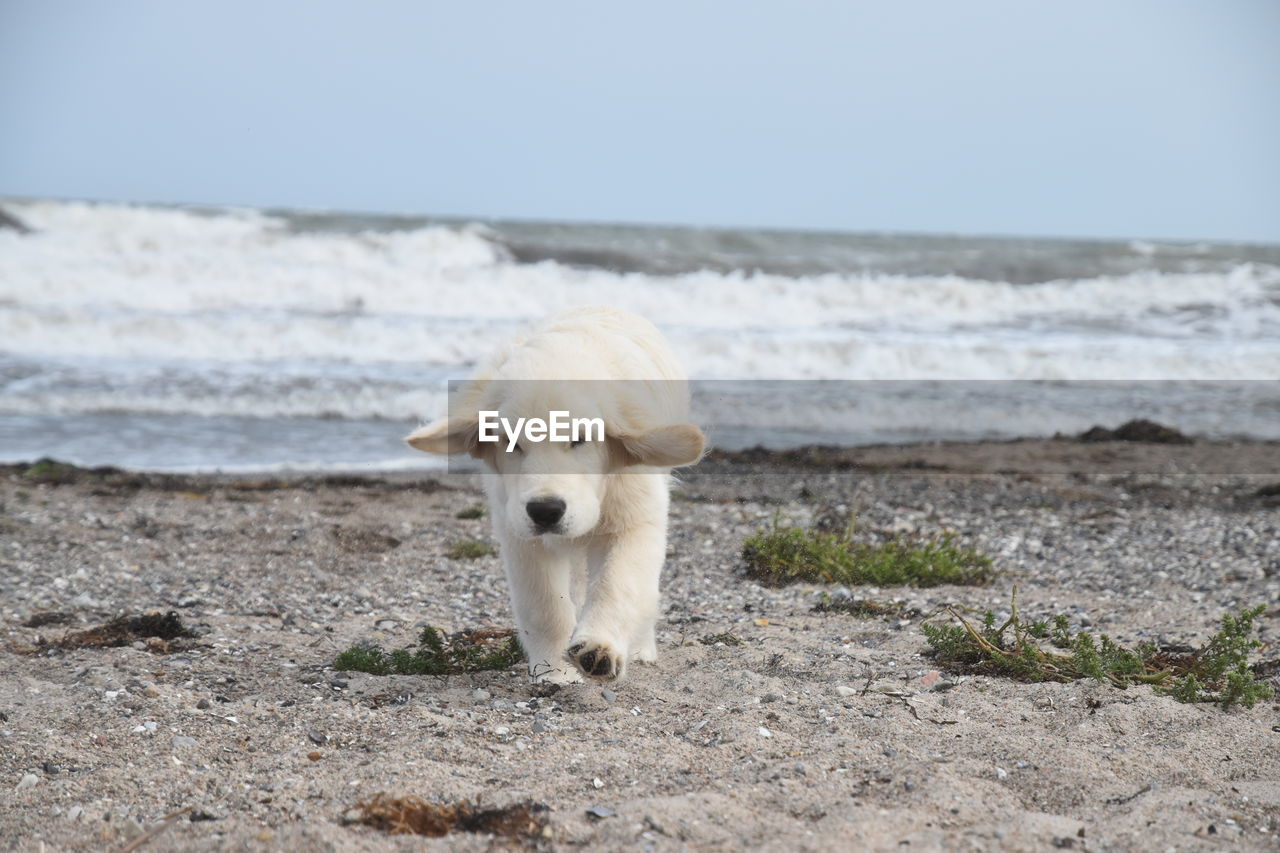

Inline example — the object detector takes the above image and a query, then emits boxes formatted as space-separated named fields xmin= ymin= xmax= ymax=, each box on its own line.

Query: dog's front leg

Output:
xmin=501 ymin=537 xmax=582 ymax=684
xmin=566 ymin=524 xmax=664 ymax=682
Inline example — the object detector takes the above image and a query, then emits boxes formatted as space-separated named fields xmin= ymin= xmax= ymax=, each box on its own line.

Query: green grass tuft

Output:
xmin=743 ymin=519 xmax=992 ymax=588
xmin=923 ymin=590 xmax=1273 ymax=710
xmin=455 ymin=505 xmax=486 ymax=520
xmin=335 ymin=626 xmax=523 ymax=676
xmin=448 ymin=539 xmax=495 ymax=559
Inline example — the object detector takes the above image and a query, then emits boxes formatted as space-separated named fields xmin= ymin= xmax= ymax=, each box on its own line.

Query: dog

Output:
xmin=405 ymin=307 xmax=704 ymax=683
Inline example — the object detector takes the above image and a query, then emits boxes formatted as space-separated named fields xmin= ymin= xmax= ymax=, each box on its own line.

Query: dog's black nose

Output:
xmin=526 ymin=497 xmax=566 ymax=530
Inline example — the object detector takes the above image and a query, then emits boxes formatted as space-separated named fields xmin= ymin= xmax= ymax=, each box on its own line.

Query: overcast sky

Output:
xmin=2 ymin=1 xmax=1277 ymax=241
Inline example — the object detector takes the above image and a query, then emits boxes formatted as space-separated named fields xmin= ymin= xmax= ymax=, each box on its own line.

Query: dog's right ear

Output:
xmin=405 ymin=417 xmax=479 ymax=455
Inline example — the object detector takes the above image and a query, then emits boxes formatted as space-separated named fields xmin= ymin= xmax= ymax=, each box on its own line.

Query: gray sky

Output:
xmin=2 ymin=1 xmax=1277 ymax=241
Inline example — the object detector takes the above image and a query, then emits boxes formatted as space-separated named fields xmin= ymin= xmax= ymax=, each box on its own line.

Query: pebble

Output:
xmin=494 ymin=726 xmax=511 ymax=736
xmin=307 ymin=730 xmax=328 ymax=745
xmin=531 ymin=720 xmax=547 ymax=734
xmin=995 ymin=767 xmax=1009 ymax=779
xmin=171 ymin=736 xmax=198 ymax=749
xmin=758 ymin=727 xmax=773 ymax=738
xmin=601 ymin=688 xmax=617 ymax=703
xmin=16 ymin=773 xmax=37 ymax=790
xmin=375 ymin=619 xmax=399 ymax=630
xmin=585 ymin=806 xmax=615 ymax=820
xmin=196 ymin=699 xmax=212 ymax=710
xmin=67 ymin=806 xmax=83 ymax=822
xmin=593 ymin=777 xmax=604 ymax=789
xmin=835 ymin=685 xmax=858 ymax=698
xmin=472 ymin=688 xmax=491 ymax=702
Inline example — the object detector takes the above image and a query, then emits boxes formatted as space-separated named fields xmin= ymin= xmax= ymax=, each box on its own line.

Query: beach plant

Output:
xmin=812 ymin=594 xmax=918 ymax=619
xmin=922 ymin=590 xmax=1273 ymax=710
xmin=335 ymin=626 xmax=523 ymax=676
xmin=447 ymin=538 xmax=495 ymax=559
xmin=699 ymin=630 xmax=744 ymax=646
xmin=455 ymin=505 xmax=486 ymax=520
xmin=743 ymin=517 xmax=992 ymax=588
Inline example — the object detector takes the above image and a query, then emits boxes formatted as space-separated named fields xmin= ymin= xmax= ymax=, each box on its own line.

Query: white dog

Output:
xmin=405 ymin=307 xmax=704 ymax=683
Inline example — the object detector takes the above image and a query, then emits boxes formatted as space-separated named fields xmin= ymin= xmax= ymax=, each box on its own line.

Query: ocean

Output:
xmin=2 ymin=200 xmax=1278 ymax=472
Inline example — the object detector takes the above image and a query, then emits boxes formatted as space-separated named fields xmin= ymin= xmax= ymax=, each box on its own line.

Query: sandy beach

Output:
xmin=2 ymin=438 xmax=1278 ymax=851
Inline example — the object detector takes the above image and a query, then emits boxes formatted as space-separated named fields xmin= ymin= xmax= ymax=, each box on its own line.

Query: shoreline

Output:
xmin=7 ymin=430 xmax=1280 ymax=483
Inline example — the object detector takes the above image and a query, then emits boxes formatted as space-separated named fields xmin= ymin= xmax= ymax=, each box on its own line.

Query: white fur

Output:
xmin=405 ymin=307 xmax=703 ymax=683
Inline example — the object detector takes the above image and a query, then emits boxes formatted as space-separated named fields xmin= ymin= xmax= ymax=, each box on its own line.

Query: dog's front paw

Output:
xmin=566 ymin=640 xmax=624 ymax=681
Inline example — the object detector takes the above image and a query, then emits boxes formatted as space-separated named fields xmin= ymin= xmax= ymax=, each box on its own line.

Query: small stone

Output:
xmin=308 ymin=751 xmax=322 ymax=761
xmin=494 ymin=726 xmax=510 ymax=736
xmin=472 ymin=688 xmax=491 ymax=702
xmin=593 ymin=777 xmax=604 ymax=789
xmin=307 ymin=730 xmax=328 ymax=745
xmin=835 ymin=685 xmax=858 ymax=698
xmin=330 ymin=679 xmax=349 ymax=690
xmin=995 ymin=767 xmax=1008 ymax=779
xmin=601 ymin=688 xmax=617 ymax=704
xmin=196 ymin=699 xmax=212 ymax=710
xmin=171 ymin=736 xmax=198 ymax=749
xmin=531 ymin=720 xmax=547 ymax=734
xmin=375 ymin=619 xmax=399 ymax=630
xmin=67 ymin=806 xmax=84 ymax=822
xmin=585 ymin=806 xmax=615 ymax=820
xmin=42 ymin=761 xmax=60 ymax=776
xmin=142 ymin=685 xmax=161 ymax=698
xmin=16 ymin=773 xmax=37 ymax=790
xmin=758 ymin=727 xmax=773 ymax=738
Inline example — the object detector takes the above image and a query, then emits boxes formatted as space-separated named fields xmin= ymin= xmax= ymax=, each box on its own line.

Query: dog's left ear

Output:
xmin=614 ymin=424 xmax=705 ymax=468
xmin=405 ymin=417 xmax=480 ymax=456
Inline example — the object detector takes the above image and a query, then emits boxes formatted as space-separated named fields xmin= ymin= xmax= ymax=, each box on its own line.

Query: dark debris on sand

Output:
xmin=51 ymin=611 xmax=196 ymax=653
xmin=348 ymin=793 xmax=551 ymax=845
xmin=1077 ymin=419 xmax=1193 ymax=445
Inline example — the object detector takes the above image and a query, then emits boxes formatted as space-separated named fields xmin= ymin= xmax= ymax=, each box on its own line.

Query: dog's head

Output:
xmin=406 ymin=380 xmax=703 ymax=540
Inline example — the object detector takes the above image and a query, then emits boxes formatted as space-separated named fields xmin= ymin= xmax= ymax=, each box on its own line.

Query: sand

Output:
xmin=1 ymin=439 xmax=1278 ymax=851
